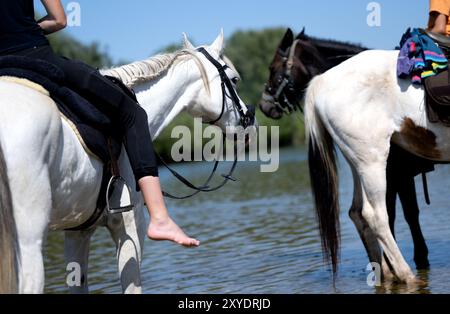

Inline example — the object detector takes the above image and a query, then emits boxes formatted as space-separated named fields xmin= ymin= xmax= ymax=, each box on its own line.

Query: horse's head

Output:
xmin=183 ymin=30 xmax=257 ymax=131
xmin=259 ymin=28 xmax=318 ymax=119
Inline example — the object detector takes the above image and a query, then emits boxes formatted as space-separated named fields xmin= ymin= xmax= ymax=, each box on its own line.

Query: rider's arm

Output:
xmin=429 ymin=12 xmax=448 ymax=35
xmin=37 ymin=0 xmax=67 ymax=35
xmin=428 ymin=0 xmax=450 ymax=35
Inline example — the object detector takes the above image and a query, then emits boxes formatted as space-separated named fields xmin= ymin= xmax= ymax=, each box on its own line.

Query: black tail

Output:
xmin=0 ymin=142 xmax=19 ymax=293
xmin=307 ymin=122 xmax=340 ymax=274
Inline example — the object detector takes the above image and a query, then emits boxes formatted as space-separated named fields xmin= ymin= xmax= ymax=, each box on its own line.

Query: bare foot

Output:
xmin=147 ymin=217 xmax=200 ymax=247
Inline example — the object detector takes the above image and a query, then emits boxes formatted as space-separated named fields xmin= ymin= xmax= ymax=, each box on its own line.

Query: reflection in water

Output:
xmin=44 ymin=147 xmax=450 ymax=294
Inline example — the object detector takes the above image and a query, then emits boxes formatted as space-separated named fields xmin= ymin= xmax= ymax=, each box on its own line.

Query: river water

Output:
xmin=44 ymin=147 xmax=450 ymax=294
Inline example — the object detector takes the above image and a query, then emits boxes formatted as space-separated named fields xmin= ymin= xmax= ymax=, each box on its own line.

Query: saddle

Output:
xmin=0 ymin=55 xmax=134 ymax=229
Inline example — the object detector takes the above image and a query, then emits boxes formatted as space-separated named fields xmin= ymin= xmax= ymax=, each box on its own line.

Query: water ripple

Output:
xmin=44 ymin=148 xmax=450 ymax=294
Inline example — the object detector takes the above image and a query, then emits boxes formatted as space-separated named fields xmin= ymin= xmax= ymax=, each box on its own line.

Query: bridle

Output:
xmin=159 ymin=47 xmax=255 ymax=200
xmin=264 ymin=39 xmax=310 ymax=114
xmin=197 ymin=47 xmax=255 ymax=129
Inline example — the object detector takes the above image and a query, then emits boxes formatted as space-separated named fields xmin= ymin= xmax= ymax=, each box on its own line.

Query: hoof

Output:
xmin=395 ymin=271 xmax=418 ymax=285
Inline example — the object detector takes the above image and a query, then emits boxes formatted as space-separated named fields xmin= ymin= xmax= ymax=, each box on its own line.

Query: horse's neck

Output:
xmin=312 ymin=39 xmax=367 ymax=71
xmin=133 ymin=63 xmax=195 ymax=138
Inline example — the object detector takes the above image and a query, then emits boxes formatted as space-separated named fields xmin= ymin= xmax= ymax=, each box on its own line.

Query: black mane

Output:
xmin=308 ymin=36 xmax=367 ymax=55
xmin=298 ymin=34 xmax=368 ymax=72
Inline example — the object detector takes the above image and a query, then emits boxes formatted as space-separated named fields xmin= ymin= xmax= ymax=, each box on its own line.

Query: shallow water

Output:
xmin=44 ymin=147 xmax=450 ymax=294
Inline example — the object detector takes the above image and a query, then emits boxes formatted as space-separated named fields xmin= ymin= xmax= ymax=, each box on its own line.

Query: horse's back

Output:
xmin=316 ymin=49 xmax=399 ymax=86
xmin=304 ymin=49 xmax=450 ymax=161
xmin=307 ymin=50 xmax=402 ymax=111
xmin=305 ymin=50 xmax=413 ymax=150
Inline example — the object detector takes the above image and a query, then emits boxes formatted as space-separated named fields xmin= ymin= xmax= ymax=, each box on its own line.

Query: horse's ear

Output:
xmin=296 ymin=27 xmax=308 ymax=40
xmin=279 ymin=28 xmax=294 ymax=52
xmin=211 ymin=28 xmax=225 ymax=55
xmin=183 ymin=33 xmax=195 ymax=50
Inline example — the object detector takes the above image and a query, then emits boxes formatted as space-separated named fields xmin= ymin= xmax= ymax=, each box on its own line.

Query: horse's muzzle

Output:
xmin=259 ymin=93 xmax=283 ymax=120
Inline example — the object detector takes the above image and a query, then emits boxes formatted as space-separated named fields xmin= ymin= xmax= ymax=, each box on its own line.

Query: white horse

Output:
xmin=0 ymin=31 xmax=255 ymax=293
xmin=305 ymin=49 xmax=450 ymax=283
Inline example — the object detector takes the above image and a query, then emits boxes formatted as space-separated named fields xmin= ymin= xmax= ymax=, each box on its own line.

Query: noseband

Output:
xmin=265 ymin=39 xmax=310 ymax=114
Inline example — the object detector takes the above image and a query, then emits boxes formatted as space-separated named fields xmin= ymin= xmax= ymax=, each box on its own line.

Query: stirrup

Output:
xmin=106 ymin=175 xmax=134 ymax=214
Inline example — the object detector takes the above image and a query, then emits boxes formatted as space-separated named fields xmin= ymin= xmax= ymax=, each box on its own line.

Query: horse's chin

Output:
xmin=259 ymin=102 xmax=283 ymax=120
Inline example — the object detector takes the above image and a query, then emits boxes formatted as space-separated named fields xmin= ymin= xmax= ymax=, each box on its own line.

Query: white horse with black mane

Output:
xmin=305 ymin=48 xmax=450 ymax=283
xmin=0 ymin=31 xmax=255 ymax=293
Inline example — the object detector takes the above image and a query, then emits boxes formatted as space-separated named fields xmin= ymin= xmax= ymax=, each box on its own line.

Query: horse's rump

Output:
xmin=0 ymin=56 xmax=121 ymax=163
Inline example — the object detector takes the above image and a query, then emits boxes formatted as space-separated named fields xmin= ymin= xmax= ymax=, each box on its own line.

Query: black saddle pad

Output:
xmin=0 ymin=55 xmax=122 ymax=162
xmin=424 ymin=67 xmax=450 ymax=126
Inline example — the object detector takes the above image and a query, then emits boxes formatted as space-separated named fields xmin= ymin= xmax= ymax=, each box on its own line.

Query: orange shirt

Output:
xmin=429 ymin=0 xmax=450 ymax=36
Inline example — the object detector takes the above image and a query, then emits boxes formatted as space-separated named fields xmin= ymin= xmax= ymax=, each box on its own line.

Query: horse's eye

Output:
xmin=231 ymin=77 xmax=239 ymax=84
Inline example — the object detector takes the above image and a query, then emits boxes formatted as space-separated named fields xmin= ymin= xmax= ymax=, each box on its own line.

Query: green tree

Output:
xmin=47 ymin=33 xmax=112 ymax=69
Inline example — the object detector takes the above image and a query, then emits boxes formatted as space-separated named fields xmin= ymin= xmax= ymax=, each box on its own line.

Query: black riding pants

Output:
xmin=12 ymin=45 xmax=158 ymax=185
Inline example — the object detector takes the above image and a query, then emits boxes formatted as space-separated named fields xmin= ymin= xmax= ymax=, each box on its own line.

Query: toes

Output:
xmin=190 ymin=238 xmax=200 ymax=246
xmin=178 ymin=238 xmax=200 ymax=247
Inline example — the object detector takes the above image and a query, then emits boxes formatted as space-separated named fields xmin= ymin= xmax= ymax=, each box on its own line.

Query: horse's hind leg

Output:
xmin=11 ymin=172 xmax=52 ymax=293
xmin=356 ymin=158 xmax=416 ymax=283
xmin=16 ymin=231 xmax=48 ymax=293
xmin=64 ymin=228 xmax=96 ymax=293
xmin=348 ymin=163 xmax=395 ymax=280
xmin=348 ymin=164 xmax=382 ymax=266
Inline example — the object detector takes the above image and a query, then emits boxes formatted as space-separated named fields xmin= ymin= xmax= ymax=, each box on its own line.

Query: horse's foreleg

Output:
xmin=387 ymin=146 xmax=429 ymax=270
xmin=385 ymin=156 xmax=397 ymax=237
xmin=107 ymin=207 xmax=146 ymax=294
xmin=64 ymin=228 xmax=96 ymax=294
xmin=397 ymin=178 xmax=430 ymax=269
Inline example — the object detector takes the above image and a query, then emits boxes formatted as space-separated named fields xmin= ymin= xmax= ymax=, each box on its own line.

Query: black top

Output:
xmin=0 ymin=0 xmax=49 ymax=55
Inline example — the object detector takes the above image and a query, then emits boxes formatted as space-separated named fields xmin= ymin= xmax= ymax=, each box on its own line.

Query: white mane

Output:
xmin=102 ymin=47 xmax=240 ymax=96
xmin=102 ymin=49 xmax=210 ymax=94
